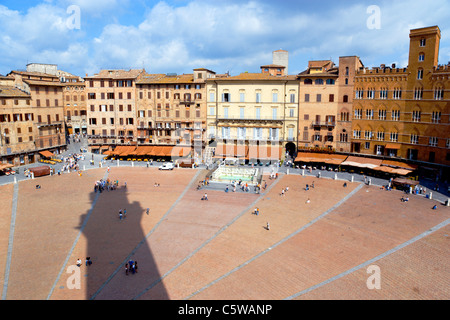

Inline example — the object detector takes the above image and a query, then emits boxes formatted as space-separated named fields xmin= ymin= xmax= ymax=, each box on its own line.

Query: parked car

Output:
xmin=159 ymin=163 xmax=174 ymax=171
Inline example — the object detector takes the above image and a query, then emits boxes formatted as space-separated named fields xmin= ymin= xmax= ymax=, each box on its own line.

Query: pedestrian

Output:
xmin=306 ymin=198 xmax=311 ymax=204
xmin=134 ymin=261 xmax=138 ymax=274
xmin=85 ymin=257 xmax=92 ymax=266
xmin=204 ymin=193 xmax=208 ymax=201
xmin=119 ymin=211 xmax=123 ymax=221
xmin=146 ymin=208 xmax=150 ymax=215
xmin=125 ymin=263 xmax=129 ymax=275
xmin=123 ymin=209 xmax=127 ymax=219
xmin=77 ymin=258 xmax=82 ymax=267
xmin=266 ymin=222 xmax=270 ymax=230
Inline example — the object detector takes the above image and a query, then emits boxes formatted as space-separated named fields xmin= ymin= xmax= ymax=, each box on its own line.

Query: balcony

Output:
xmin=312 ymin=121 xmax=336 ymax=128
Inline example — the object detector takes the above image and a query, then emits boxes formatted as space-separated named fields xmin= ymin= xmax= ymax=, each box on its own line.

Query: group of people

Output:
xmin=119 ymin=209 xmax=127 ymax=220
xmin=76 ymin=257 xmax=92 ymax=267
xmin=280 ymin=186 xmax=289 ymax=196
xmin=125 ymin=260 xmax=138 ymax=275
xmin=95 ymin=178 xmax=120 ymax=193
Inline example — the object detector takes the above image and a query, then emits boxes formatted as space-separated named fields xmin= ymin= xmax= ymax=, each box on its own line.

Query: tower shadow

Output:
xmin=75 ymin=177 xmax=169 ymax=300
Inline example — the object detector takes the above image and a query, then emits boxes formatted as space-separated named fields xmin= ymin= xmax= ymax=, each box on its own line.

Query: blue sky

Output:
xmin=1 ymin=0 xmax=449 ymax=77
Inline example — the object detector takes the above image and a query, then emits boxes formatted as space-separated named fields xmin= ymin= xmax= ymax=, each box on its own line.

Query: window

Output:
xmin=222 ymin=93 xmax=230 ymax=102
xmin=354 ymin=109 xmax=362 ymax=120
xmin=393 ymin=88 xmax=402 ymax=100
xmin=326 ymin=79 xmax=335 ymax=85
xmin=272 ymin=108 xmax=278 ymax=120
xmin=417 ymin=69 xmax=423 ymax=80
xmin=240 ymin=93 xmax=245 ymax=103
xmin=209 ymin=92 xmax=215 ymax=102
xmin=366 ymin=109 xmax=374 ymax=120
xmin=272 ymin=93 xmax=278 ymax=102
xmin=315 ymin=79 xmax=324 ymax=85
xmin=255 ymin=108 xmax=261 ymax=120
xmin=343 ymin=95 xmax=348 ymax=103
xmin=355 ymin=89 xmax=364 ymax=99
xmin=420 ymin=38 xmax=426 ymax=47
xmin=419 ymin=53 xmax=425 ymax=61
xmin=390 ymin=132 xmax=398 ymax=142
xmin=353 ymin=130 xmax=361 ymax=139
xmin=392 ymin=110 xmax=400 ymax=121
xmin=340 ymin=132 xmax=348 ymax=142
xmin=380 ymin=88 xmax=388 ymax=99
xmin=434 ymin=88 xmax=444 ymax=100
xmin=410 ymin=134 xmax=419 ymax=144
xmin=378 ymin=109 xmax=386 ymax=120
xmin=345 ymin=78 xmax=349 ymax=85
xmin=367 ymin=88 xmax=375 ymax=99
xmin=365 ymin=142 xmax=370 ymax=150
xmin=237 ymin=127 xmax=246 ymax=140
xmin=412 ymin=111 xmax=421 ymax=122
xmin=414 ymin=88 xmax=423 ymax=100
xmin=255 ymin=92 xmax=261 ymax=103
xmin=429 ymin=137 xmax=438 ymax=147
xmin=223 ymin=107 xmax=229 ymax=118
xmin=253 ymin=128 xmax=263 ymax=140
xmin=305 ymin=94 xmax=310 ymax=102
xmin=340 ymin=112 xmax=349 ymax=122
xmin=364 ymin=131 xmax=373 ymax=140
xmin=289 ymin=109 xmax=295 ymax=118
xmin=329 ymin=94 xmax=334 ymax=102
xmin=432 ymin=111 xmax=441 ymax=123
xmin=304 ymin=79 xmax=312 ymax=85
xmin=240 ymin=107 xmax=245 ymax=119
xmin=316 ymin=94 xmax=321 ymax=102
xmin=290 ymin=94 xmax=296 ymax=103
xmin=377 ymin=131 xmax=385 ymax=141
xmin=209 ymin=107 xmax=215 ymax=116
xmin=446 ymin=139 xmax=450 ymax=149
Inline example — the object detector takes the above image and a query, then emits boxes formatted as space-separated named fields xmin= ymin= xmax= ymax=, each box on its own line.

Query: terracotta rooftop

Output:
xmin=23 ymin=79 xmax=65 ymax=87
xmin=208 ymin=72 xmax=297 ymax=81
xmin=85 ymin=69 xmax=144 ymax=80
xmin=0 ymin=86 xmax=31 ymax=98
xmin=9 ymin=70 xmax=59 ymax=79
xmin=136 ymin=73 xmax=194 ymax=85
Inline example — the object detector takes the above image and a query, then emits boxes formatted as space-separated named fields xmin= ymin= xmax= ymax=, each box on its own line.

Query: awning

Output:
xmin=172 ymin=146 xmax=191 ymax=157
xmin=294 ymin=153 xmax=347 ymax=165
xmin=119 ymin=146 xmax=136 ymax=157
xmin=0 ymin=163 xmax=14 ymax=170
xmin=103 ymin=150 xmax=113 ymax=156
xmin=39 ymin=151 xmax=54 ymax=158
xmin=341 ymin=156 xmax=383 ymax=169
xmin=385 ymin=143 xmax=401 ymax=150
xmin=381 ymin=160 xmax=418 ymax=171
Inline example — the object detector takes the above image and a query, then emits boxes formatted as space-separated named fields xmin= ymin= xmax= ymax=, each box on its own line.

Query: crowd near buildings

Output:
xmin=0 ymin=26 xmax=449 ymax=180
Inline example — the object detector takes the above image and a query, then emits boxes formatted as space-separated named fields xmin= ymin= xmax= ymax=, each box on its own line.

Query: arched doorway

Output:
xmin=285 ymin=142 xmax=297 ymax=159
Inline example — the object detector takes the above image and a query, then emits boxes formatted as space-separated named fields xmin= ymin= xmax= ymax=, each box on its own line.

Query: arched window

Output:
xmin=304 ymin=79 xmax=312 ymax=85
xmin=315 ymin=79 xmax=324 ymax=85
xmin=326 ymin=79 xmax=335 ymax=85
xmin=343 ymin=95 xmax=349 ymax=103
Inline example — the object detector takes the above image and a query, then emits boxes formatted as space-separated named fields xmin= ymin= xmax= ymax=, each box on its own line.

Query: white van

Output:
xmin=159 ymin=163 xmax=174 ymax=171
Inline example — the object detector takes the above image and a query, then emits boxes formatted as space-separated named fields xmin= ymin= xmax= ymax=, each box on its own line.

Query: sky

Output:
xmin=0 ymin=0 xmax=449 ymax=78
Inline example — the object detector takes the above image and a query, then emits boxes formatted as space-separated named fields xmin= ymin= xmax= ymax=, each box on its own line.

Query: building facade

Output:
xmin=84 ymin=69 xmax=144 ymax=153
xmin=0 ymin=77 xmax=35 ymax=166
xmin=63 ymin=76 xmax=87 ymax=135
xmin=8 ymin=69 xmax=67 ymax=159
xmin=351 ymin=26 xmax=449 ymax=176
xmin=135 ymin=69 xmax=212 ymax=156
xmin=206 ymin=72 xmax=298 ymax=162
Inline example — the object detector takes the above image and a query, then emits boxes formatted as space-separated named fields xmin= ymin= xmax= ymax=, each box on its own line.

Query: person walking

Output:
xmin=266 ymin=222 xmax=270 ymax=231
xmin=125 ymin=263 xmax=129 ymax=276
xmin=146 ymin=208 xmax=150 ymax=215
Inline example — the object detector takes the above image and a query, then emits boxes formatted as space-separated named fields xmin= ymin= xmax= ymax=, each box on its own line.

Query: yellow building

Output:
xmin=206 ymin=72 xmax=298 ymax=162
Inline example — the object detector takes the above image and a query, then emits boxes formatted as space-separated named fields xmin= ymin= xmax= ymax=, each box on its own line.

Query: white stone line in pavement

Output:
xmin=131 ymin=173 xmax=284 ymax=300
xmin=90 ymin=169 xmax=203 ymax=300
xmin=46 ymin=171 xmax=110 ymax=300
xmin=184 ymin=182 xmax=365 ymax=300
xmin=2 ymin=183 xmax=19 ymax=300
xmin=284 ymin=218 xmax=450 ymax=300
